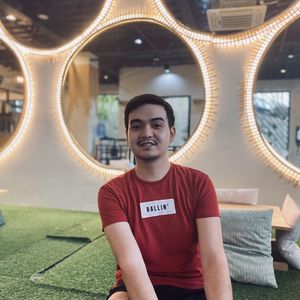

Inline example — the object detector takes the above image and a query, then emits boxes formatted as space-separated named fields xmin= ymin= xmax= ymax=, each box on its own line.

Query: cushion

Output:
xmin=276 ymin=194 xmax=300 ymax=270
xmin=221 ymin=209 xmax=277 ymax=287
xmin=0 ymin=209 xmax=4 ymax=226
xmin=217 ymin=189 xmax=258 ymax=205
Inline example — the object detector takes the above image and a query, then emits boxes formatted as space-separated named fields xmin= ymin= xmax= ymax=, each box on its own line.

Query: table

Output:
xmin=219 ymin=203 xmax=291 ymax=230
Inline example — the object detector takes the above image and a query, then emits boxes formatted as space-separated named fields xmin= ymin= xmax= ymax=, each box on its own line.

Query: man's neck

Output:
xmin=135 ymin=157 xmax=171 ymax=181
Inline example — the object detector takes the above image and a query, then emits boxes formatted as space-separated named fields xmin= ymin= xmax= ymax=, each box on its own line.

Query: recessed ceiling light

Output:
xmin=37 ymin=14 xmax=49 ymax=20
xmin=134 ymin=38 xmax=142 ymax=45
xmin=288 ymin=54 xmax=294 ymax=59
xmin=104 ymin=75 xmax=109 ymax=80
xmin=16 ymin=76 xmax=24 ymax=84
xmin=6 ymin=14 xmax=16 ymax=21
xmin=164 ymin=65 xmax=170 ymax=74
xmin=152 ymin=57 xmax=160 ymax=66
xmin=280 ymin=69 xmax=287 ymax=74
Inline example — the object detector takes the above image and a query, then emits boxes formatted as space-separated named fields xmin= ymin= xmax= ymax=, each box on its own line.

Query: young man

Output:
xmin=98 ymin=94 xmax=232 ymax=300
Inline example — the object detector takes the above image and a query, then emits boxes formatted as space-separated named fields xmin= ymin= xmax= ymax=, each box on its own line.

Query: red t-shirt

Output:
xmin=98 ymin=163 xmax=220 ymax=289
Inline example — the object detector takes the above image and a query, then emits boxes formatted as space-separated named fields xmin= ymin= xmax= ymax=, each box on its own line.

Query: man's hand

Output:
xmin=104 ymin=222 xmax=158 ymax=300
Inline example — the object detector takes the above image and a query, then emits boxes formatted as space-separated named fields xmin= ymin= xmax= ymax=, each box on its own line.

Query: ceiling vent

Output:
xmin=217 ymin=0 xmax=257 ymax=8
xmin=207 ymin=5 xmax=267 ymax=31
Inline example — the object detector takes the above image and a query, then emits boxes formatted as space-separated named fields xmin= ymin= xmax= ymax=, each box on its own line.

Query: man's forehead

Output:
xmin=128 ymin=104 xmax=168 ymax=121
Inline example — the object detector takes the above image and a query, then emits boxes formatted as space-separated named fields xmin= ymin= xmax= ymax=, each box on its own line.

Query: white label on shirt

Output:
xmin=140 ymin=199 xmax=176 ymax=219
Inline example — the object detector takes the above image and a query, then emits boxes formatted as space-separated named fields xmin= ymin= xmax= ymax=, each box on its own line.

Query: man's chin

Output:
xmin=134 ymin=153 xmax=161 ymax=162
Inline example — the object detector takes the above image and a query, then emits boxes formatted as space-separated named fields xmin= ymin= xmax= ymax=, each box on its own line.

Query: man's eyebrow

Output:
xmin=129 ymin=117 xmax=165 ymax=124
xmin=150 ymin=117 xmax=165 ymax=122
xmin=129 ymin=119 xmax=142 ymax=124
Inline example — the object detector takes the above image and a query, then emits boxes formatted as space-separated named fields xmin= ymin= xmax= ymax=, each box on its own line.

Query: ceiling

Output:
xmin=0 ymin=0 xmax=298 ymax=84
xmin=165 ymin=0 xmax=293 ymax=33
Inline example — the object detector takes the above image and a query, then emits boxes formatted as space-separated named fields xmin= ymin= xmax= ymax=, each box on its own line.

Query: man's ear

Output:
xmin=170 ymin=127 xmax=176 ymax=143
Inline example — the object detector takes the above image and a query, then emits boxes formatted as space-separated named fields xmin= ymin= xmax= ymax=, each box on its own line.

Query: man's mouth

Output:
xmin=138 ymin=140 xmax=157 ymax=147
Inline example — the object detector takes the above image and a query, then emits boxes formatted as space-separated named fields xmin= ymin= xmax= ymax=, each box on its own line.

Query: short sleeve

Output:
xmin=195 ymin=174 xmax=220 ymax=219
xmin=98 ymin=185 xmax=128 ymax=231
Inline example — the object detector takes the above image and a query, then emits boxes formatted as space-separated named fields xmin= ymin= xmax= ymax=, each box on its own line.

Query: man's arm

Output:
xmin=196 ymin=217 xmax=233 ymax=300
xmin=104 ymin=222 xmax=157 ymax=300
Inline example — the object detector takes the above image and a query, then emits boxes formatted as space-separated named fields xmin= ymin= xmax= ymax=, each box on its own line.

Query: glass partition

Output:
xmin=254 ymin=18 xmax=300 ymax=167
xmin=0 ymin=41 xmax=25 ymax=150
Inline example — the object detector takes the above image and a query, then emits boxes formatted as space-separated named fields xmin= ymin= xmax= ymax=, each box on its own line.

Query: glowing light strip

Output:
xmin=154 ymin=0 xmax=211 ymax=42
xmin=243 ymin=12 xmax=300 ymax=184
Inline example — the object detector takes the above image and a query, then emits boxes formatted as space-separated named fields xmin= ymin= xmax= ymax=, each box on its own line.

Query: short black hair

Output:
xmin=124 ymin=94 xmax=175 ymax=129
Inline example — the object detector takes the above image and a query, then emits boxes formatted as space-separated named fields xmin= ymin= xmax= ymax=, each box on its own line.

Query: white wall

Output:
xmin=119 ymin=65 xmax=204 ymax=101
xmin=0 ymin=61 xmax=102 ymax=212
xmin=118 ymin=64 xmax=204 ymax=139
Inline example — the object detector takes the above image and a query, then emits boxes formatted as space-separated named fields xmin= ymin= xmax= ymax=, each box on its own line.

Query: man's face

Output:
xmin=126 ymin=104 xmax=175 ymax=162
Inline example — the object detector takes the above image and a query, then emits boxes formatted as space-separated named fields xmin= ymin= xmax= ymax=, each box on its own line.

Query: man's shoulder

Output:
xmin=100 ymin=168 xmax=135 ymax=191
xmin=172 ymin=163 xmax=208 ymax=179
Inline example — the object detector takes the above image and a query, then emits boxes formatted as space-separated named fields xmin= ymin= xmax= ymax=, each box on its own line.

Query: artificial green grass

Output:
xmin=0 ymin=275 xmax=105 ymax=300
xmin=0 ymin=238 xmax=86 ymax=277
xmin=1 ymin=204 xmax=300 ymax=300
xmin=0 ymin=205 xmax=105 ymax=299
xmin=31 ymin=237 xmax=115 ymax=295
xmin=31 ymin=238 xmax=300 ymax=299
xmin=233 ymin=269 xmax=300 ymax=299
xmin=0 ymin=205 xmax=100 ymax=259
xmin=46 ymin=217 xmax=101 ymax=242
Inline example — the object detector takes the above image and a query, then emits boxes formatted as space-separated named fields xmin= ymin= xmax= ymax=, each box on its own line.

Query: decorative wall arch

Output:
xmin=0 ymin=0 xmax=299 ymax=184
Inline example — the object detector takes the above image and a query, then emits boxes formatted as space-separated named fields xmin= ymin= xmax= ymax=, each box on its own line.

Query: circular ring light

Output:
xmin=242 ymin=10 xmax=300 ymax=185
xmin=56 ymin=17 xmax=217 ymax=179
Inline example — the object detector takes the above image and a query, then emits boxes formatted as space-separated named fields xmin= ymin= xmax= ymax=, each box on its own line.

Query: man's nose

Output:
xmin=141 ymin=124 xmax=153 ymax=137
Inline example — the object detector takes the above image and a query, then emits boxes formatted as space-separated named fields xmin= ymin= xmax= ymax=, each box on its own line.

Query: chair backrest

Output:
xmin=216 ymin=188 xmax=259 ymax=205
xmin=282 ymin=194 xmax=300 ymax=227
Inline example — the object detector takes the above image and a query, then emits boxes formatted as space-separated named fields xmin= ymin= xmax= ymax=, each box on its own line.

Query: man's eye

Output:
xmin=131 ymin=124 xmax=141 ymax=129
xmin=154 ymin=123 xmax=163 ymax=128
